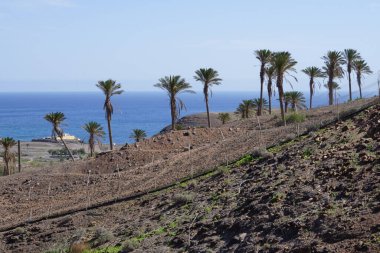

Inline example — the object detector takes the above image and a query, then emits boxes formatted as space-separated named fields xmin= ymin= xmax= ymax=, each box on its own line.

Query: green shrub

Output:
xmin=302 ymin=147 xmax=312 ymax=158
xmin=235 ymin=154 xmax=253 ymax=166
xmin=285 ymin=113 xmax=305 ymax=124
xmin=175 ymin=124 xmax=185 ymax=130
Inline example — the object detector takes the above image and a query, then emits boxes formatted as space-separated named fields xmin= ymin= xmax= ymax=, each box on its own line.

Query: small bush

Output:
xmin=172 ymin=194 xmax=194 ymax=206
xmin=122 ymin=238 xmax=140 ymax=252
xmin=302 ymin=147 xmax=313 ymax=158
xmin=252 ymin=148 xmax=273 ymax=160
xmin=92 ymin=228 xmax=114 ymax=247
xmin=70 ymin=242 xmax=89 ymax=253
xmin=13 ymin=227 xmax=26 ymax=235
xmin=285 ymin=113 xmax=305 ymax=124
xmin=175 ymin=124 xmax=185 ymax=130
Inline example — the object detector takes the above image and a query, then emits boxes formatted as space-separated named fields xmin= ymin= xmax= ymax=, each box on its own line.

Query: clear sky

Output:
xmin=0 ymin=0 xmax=379 ymax=92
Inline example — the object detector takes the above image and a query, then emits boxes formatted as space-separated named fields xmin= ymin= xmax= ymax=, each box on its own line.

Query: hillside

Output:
xmin=0 ymin=98 xmax=379 ymax=252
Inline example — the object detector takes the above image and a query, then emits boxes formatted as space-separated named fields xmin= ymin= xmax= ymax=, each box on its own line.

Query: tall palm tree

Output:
xmin=322 ymin=51 xmax=345 ymax=105
xmin=194 ymin=68 xmax=222 ymax=128
xmin=252 ymin=98 xmax=269 ymax=113
xmin=302 ymin=67 xmax=325 ymax=109
xmin=154 ymin=75 xmax=195 ymax=130
xmin=130 ymin=129 xmax=147 ymax=142
xmin=236 ymin=100 xmax=254 ymax=119
xmin=265 ymin=66 xmax=276 ymax=114
xmin=44 ymin=112 xmax=75 ymax=161
xmin=284 ymin=91 xmax=306 ymax=112
xmin=271 ymin=52 xmax=298 ymax=123
xmin=1 ymin=137 xmax=17 ymax=176
xmin=82 ymin=121 xmax=105 ymax=157
xmin=352 ymin=60 xmax=373 ymax=99
xmin=254 ymin=49 xmax=272 ymax=116
xmin=343 ymin=49 xmax=361 ymax=101
xmin=96 ymin=79 xmax=124 ymax=150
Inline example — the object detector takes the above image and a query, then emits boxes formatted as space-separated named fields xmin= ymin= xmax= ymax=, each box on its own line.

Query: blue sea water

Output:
xmin=0 ymin=90 xmax=361 ymax=144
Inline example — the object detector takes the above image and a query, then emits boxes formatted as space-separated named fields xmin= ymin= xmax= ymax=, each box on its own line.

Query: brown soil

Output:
xmin=0 ymin=98 xmax=379 ymax=252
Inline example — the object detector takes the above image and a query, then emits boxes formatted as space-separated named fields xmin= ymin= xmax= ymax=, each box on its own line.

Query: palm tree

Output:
xmin=343 ymin=49 xmax=361 ymax=101
xmin=236 ymin=100 xmax=254 ymax=119
xmin=82 ymin=121 xmax=105 ymax=157
xmin=302 ymin=67 xmax=325 ymax=109
xmin=194 ymin=68 xmax=222 ymax=128
xmin=44 ymin=112 xmax=75 ymax=161
xmin=1 ymin=137 xmax=17 ymax=176
xmin=352 ymin=60 xmax=373 ymax=99
xmin=96 ymin=79 xmax=124 ymax=150
xmin=217 ymin=113 xmax=230 ymax=124
xmin=154 ymin=76 xmax=195 ymax=130
xmin=322 ymin=51 xmax=345 ymax=105
xmin=284 ymin=91 xmax=306 ymax=112
xmin=252 ymin=98 xmax=269 ymax=113
xmin=130 ymin=129 xmax=147 ymax=142
xmin=254 ymin=49 xmax=272 ymax=116
xmin=271 ymin=52 xmax=298 ymax=123
xmin=284 ymin=93 xmax=291 ymax=113
xmin=265 ymin=66 xmax=276 ymax=114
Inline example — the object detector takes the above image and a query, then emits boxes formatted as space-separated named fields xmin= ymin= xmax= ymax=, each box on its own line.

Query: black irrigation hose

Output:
xmin=1 ymin=98 xmax=379 ymax=233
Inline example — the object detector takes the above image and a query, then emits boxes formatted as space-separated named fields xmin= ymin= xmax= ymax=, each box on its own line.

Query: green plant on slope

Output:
xmin=235 ymin=154 xmax=253 ymax=166
xmin=285 ymin=113 xmax=305 ymax=124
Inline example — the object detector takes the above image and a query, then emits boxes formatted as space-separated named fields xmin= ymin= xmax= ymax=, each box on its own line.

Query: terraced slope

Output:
xmin=1 ymin=103 xmax=379 ymax=252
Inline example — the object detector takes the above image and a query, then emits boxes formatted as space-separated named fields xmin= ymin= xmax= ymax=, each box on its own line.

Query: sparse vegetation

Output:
xmin=91 ymin=228 xmax=114 ymax=247
xmin=285 ymin=113 xmax=305 ymax=124
xmin=235 ymin=154 xmax=253 ymax=166
xmin=172 ymin=193 xmax=194 ymax=206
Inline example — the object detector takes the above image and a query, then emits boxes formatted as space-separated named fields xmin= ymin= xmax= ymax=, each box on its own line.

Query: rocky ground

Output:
xmin=0 ymin=98 xmax=379 ymax=252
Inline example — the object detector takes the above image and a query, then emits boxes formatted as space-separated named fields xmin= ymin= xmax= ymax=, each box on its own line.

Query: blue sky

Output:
xmin=0 ymin=0 xmax=379 ymax=93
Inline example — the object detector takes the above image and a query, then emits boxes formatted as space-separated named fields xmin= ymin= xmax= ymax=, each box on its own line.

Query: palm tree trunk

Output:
xmin=59 ymin=136 xmax=75 ymax=161
xmin=170 ymin=96 xmax=176 ymax=130
xmin=328 ymin=73 xmax=334 ymax=105
xmin=107 ymin=114 xmax=113 ymax=150
xmin=309 ymin=78 xmax=313 ymax=109
xmin=89 ymin=136 xmax=94 ymax=157
xmin=348 ymin=68 xmax=352 ymax=101
xmin=357 ymin=74 xmax=362 ymax=99
xmin=204 ymin=87 xmax=211 ymax=128
xmin=258 ymin=64 xmax=265 ymax=116
xmin=277 ymin=77 xmax=285 ymax=124
xmin=4 ymin=158 xmax=9 ymax=176
xmin=268 ymin=80 xmax=272 ymax=114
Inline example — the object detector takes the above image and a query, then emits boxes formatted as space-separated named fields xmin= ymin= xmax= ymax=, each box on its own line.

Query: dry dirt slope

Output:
xmin=1 ymin=103 xmax=379 ymax=252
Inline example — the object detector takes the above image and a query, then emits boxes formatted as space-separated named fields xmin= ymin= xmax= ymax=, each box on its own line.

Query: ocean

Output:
xmin=0 ymin=90 xmax=366 ymax=144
